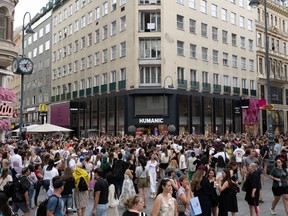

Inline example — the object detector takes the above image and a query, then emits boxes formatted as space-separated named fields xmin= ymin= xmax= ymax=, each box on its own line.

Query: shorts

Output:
xmin=12 ymin=201 xmax=29 ymax=213
xmin=159 ymin=163 xmax=169 ymax=170
xmin=137 ymin=178 xmax=148 ymax=188
xmin=272 ymin=186 xmax=288 ymax=196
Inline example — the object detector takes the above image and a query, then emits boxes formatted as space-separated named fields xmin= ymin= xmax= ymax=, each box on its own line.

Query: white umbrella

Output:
xmin=28 ymin=123 xmax=73 ymax=133
xmin=11 ymin=124 xmax=40 ymax=133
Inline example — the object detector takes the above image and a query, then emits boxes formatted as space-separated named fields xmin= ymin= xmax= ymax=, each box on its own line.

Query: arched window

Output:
xmin=275 ymin=16 xmax=277 ymax=26
xmin=0 ymin=8 xmax=7 ymax=40
xmin=270 ymin=14 xmax=273 ymax=26
xmin=283 ymin=20 xmax=285 ymax=32
xmin=257 ymin=8 xmax=261 ymax=21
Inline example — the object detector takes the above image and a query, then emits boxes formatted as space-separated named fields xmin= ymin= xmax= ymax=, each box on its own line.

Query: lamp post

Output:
xmin=163 ymin=76 xmax=174 ymax=116
xmin=18 ymin=12 xmax=35 ymax=145
xmin=249 ymin=0 xmax=274 ymax=148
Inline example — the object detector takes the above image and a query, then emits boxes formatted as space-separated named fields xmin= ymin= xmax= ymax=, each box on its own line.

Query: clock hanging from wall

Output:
xmin=12 ymin=57 xmax=34 ymax=75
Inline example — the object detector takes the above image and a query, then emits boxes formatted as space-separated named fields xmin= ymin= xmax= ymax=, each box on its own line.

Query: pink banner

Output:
xmin=51 ymin=103 xmax=70 ymax=126
xmin=243 ymin=99 xmax=259 ymax=125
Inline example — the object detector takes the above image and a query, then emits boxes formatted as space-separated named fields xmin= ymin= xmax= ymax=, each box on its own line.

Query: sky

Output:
xmin=14 ymin=0 xmax=49 ymax=29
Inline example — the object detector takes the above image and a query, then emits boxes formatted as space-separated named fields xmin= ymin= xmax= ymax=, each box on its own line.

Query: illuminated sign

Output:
xmin=0 ymin=103 xmax=17 ymax=118
xmin=38 ymin=104 xmax=48 ymax=112
xmin=138 ymin=118 xmax=163 ymax=124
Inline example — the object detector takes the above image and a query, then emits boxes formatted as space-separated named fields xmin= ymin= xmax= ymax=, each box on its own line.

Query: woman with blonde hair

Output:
xmin=122 ymin=195 xmax=148 ymax=216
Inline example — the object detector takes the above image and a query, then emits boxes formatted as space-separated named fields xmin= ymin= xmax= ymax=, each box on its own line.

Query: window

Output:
xmin=189 ymin=19 xmax=196 ymax=34
xmin=120 ymin=0 xmax=126 ymax=6
xmin=94 ymin=52 xmax=100 ymax=66
xmin=81 ymin=58 xmax=86 ymax=70
xmin=102 ymin=25 xmax=108 ymax=40
xmin=224 ymin=75 xmax=229 ymax=86
xmin=81 ymin=0 xmax=86 ymax=7
xmin=223 ymin=52 xmax=228 ymax=65
xmin=257 ymin=33 xmax=262 ymax=47
xmin=233 ymin=77 xmax=238 ymax=87
xmin=250 ymin=80 xmax=255 ymax=90
xmin=102 ymin=49 xmax=108 ymax=63
xmin=68 ymin=24 xmax=73 ymax=35
xmin=177 ymin=41 xmax=184 ymax=56
xmin=242 ymin=79 xmax=247 ymax=89
xmin=231 ymin=12 xmax=236 ymax=24
xmin=202 ymin=47 xmax=208 ymax=61
xmin=241 ymin=57 xmax=246 ymax=70
xmin=74 ymin=20 xmax=79 ymax=32
xmin=102 ymin=73 xmax=108 ymax=85
xmin=240 ymin=36 xmax=245 ymax=48
xmin=95 ymin=29 xmax=100 ymax=43
xmin=45 ymin=41 xmax=50 ymax=51
xmin=62 ymin=46 xmax=66 ymax=57
xmin=81 ymin=36 xmax=85 ymax=49
xmin=33 ymin=48 xmax=37 ymax=57
xmin=87 ymin=77 xmax=92 ymax=88
xmin=39 ymin=28 xmax=44 ymax=38
xmin=45 ymin=23 xmax=50 ymax=34
xmin=80 ymin=79 xmax=85 ymax=90
xmin=94 ymin=75 xmax=99 ymax=86
xmin=212 ymin=27 xmax=218 ymax=40
xmin=68 ymin=43 xmax=72 ymax=55
xmin=87 ymin=55 xmax=92 ymax=68
xmin=140 ymin=66 xmax=161 ymax=86
xmin=213 ymin=73 xmax=219 ymax=84
xmin=81 ymin=15 xmax=86 ymax=28
xmin=120 ymin=41 xmax=126 ymax=57
xmin=213 ymin=50 xmax=218 ymax=63
xmin=232 ymin=33 xmax=237 ymax=46
xmin=68 ymin=63 xmax=72 ymax=74
xmin=73 ymin=81 xmax=78 ymax=91
xmin=284 ymin=42 xmax=287 ymax=55
xmin=259 ymin=57 xmax=263 ymax=74
xmin=248 ymin=19 xmax=252 ymax=30
xmin=103 ymin=2 xmax=108 ymax=16
xmin=111 ymin=21 xmax=116 ymax=36
xmin=222 ymin=30 xmax=228 ymax=43
xmin=62 ymin=65 xmax=67 ymax=76
xmin=74 ymin=61 xmax=78 ymax=72
xmin=177 ymin=15 xmax=184 ymax=30
xmin=202 ymin=71 xmax=208 ymax=83
xmin=240 ymin=16 xmax=244 ymax=28
xmin=239 ymin=0 xmax=244 ymax=7
xmin=201 ymin=0 xmax=207 ymax=13
xmin=232 ymin=55 xmax=237 ymax=68
xmin=190 ymin=44 xmax=197 ymax=58
xmin=111 ymin=0 xmax=116 ymax=11
xmin=221 ymin=9 xmax=227 ymax=21
xmin=120 ymin=16 xmax=126 ymax=31
xmin=177 ymin=0 xmax=184 ymax=4
xmin=211 ymin=4 xmax=217 ymax=17
xmin=249 ymin=59 xmax=254 ymax=71
xmin=139 ymin=39 xmax=161 ymax=59
xmin=75 ymin=0 xmax=79 ymax=11
xmin=201 ymin=23 xmax=207 ymax=37
xmin=249 ymin=39 xmax=253 ymax=51
xmin=110 ymin=70 xmax=116 ymax=83
xmin=190 ymin=69 xmax=197 ymax=82
xmin=111 ymin=45 xmax=116 ymax=60
xmin=120 ymin=68 xmax=126 ymax=81
xmin=95 ymin=7 xmax=100 ymax=20
xmin=189 ymin=0 xmax=195 ymax=9
xmin=177 ymin=67 xmax=185 ymax=80
xmin=87 ymin=33 xmax=92 ymax=47
xmin=74 ymin=40 xmax=79 ymax=53
xmin=88 ymin=11 xmax=92 ymax=24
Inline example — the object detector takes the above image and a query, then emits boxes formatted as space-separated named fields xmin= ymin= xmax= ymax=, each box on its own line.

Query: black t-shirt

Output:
xmin=61 ymin=177 xmax=75 ymax=195
xmin=260 ymin=145 xmax=269 ymax=159
xmin=122 ymin=210 xmax=148 ymax=216
xmin=94 ymin=178 xmax=109 ymax=204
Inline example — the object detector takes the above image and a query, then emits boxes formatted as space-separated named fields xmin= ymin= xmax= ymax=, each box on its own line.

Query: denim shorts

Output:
xmin=12 ymin=201 xmax=29 ymax=213
xmin=62 ymin=194 xmax=73 ymax=210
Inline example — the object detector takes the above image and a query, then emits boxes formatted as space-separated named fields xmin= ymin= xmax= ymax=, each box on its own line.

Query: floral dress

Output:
xmin=119 ymin=174 xmax=136 ymax=206
xmin=159 ymin=194 xmax=175 ymax=216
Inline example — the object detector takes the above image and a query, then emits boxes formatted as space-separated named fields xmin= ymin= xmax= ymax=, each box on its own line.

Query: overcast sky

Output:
xmin=14 ymin=0 xmax=48 ymax=29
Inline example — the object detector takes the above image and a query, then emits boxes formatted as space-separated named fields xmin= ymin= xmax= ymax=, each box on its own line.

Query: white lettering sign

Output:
xmin=139 ymin=118 xmax=163 ymax=124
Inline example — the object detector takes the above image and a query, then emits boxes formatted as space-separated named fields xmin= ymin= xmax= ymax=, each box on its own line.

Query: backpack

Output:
xmin=4 ymin=177 xmax=23 ymax=201
xmin=36 ymin=195 xmax=59 ymax=216
xmin=78 ymin=177 xmax=88 ymax=191
xmin=3 ymin=181 xmax=14 ymax=198
xmin=113 ymin=161 xmax=124 ymax=180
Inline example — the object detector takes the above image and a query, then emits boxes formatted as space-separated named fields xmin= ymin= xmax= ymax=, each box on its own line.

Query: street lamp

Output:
xmin=19 ymin=12 xmax=35 ymax=145
xmin=163 ymin=76 xmax=174 ymax=116
xmin=249 ymin=0 xmax=274 ymax=148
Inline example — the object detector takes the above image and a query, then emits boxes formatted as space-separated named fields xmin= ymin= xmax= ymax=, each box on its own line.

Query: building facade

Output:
xmin=50 ymin=0 xmax=258 ymax=136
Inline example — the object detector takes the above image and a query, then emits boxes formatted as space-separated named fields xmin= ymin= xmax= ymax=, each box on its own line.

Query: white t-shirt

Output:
xmin=69 ymin=158 xmax=76 ymax=170
xmin=10 ymin=154 xmax=23 ymax=169
xmin=233 ymin=148 xmax=245 ymax=163
xmin=43 ymin=166 xmax=59 ymax=180
xmin=179 ymin=154 xmax=187 ymax=170
xmin=213 ymin=152 xmax=230 ymax=160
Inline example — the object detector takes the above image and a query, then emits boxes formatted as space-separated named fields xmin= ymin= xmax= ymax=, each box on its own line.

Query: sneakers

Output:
xmin=270 ymin=208 xmax=276 ymax=215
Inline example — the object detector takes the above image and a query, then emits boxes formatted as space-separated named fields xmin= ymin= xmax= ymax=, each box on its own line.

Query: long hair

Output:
xmin=191 ymin=169 xmax=205 ymax=191
xmin=106 ymin=172 xmax=118 ymax=199
xmin=0 ymin=192 xmax=11 ymax=216
xmin=61 ymin=167 xmax=74 ymax=181
xmin=162 ymin=148 xmax=168 ymax=157
xmin=156 ymin=178 xmax=170 ymax=196
xmin=46 ymin=159 xmax=54 ymax=171
xmin=221 ymin=168 xmax=233 ymax=187
xmin=0 ymin=168 xmax=9 ymax=179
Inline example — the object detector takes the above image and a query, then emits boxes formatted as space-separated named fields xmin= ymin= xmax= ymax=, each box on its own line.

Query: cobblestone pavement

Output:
xmin=27 ymin=176 xmax=285 ymax=215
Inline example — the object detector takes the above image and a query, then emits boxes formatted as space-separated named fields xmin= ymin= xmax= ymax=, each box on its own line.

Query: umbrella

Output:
xmin=11 ymin=124 xmax=40 ymax=133
xmin=28 ymin=123 xmax=73 ymax=133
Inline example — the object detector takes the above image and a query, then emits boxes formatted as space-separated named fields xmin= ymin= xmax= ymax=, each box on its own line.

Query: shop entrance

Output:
xmin=135 ymin=124 xmax=168 ymax=135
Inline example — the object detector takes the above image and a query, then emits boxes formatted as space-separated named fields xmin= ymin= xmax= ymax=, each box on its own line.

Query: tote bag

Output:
xmin=190 ymin=197 xmax=202 ymax=216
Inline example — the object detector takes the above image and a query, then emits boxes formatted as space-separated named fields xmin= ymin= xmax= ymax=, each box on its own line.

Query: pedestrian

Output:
xmin=47 ymin=177 xmax=65 ymax=216
xmin=177 ymin=175 xmax=193 ymax=216
xmin=166 ymin=167 xmax=179 ymax=199
xmin=227 ymin=161 xmax=239 ymax=216
xmin=159 ymin=147 xmax=170 ymax=179
xmin=146 ymin=153 xmax=158 ymax=198
xmin=43 ymin=159 xmax=59 ymax=192
xmin=233 ymin=143 xmax=245 ymax=182
xmin=112 ymin=153 xmax=126 ymax=197
xmin=73 ymin=162 xmax=89 ymax=216
xmin=269 ymin=159 xmax=288 ymax=215
xmin=61 ymin=166 xmax=75 ymax=213
xmin=207 ymin=168 xmax=218 ymax=216
xmin=187 ymin=151 xmax=197 ymax=183
xmin=122 ymin=195 xmax=148 ymax=216
xmin=150 ymin=178 xmax=177 ymax=216
xmin=27 ymin=164 xmax=38 ymax=209
xmin=119 ymin=162 xmax=136 ymax=206
xmin=34 ymin=164 xmax=44 ymax=206
xmin=106 ymin=173 xmax=119 ymax=216
xmin=0 ymin=192 xmax=13 ymax=216
xmin=91 ymin=168 xmax=109 ymax=216
xmin=135 ymin=159 xmax=149 ymax=208
xmin=10 ymin=148 xmax=22 ymax=180
xmin=0 ymin=168 xmax=12 ymax=191
xmin=244 ymin=163 xmax=260 ymax=216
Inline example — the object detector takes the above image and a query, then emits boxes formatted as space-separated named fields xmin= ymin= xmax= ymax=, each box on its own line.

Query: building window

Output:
xmin=240 ymin=16 xmax=245 ymax=28
xmin=139 ymin=12 xmax=161 ymax=32
xmin=95 ymin=29 xmax=100 ymax=43
xmin=177 ymin=67 xmax=185 ymax=80
xmin=259 ymin=57 xmax=263 ymax=74
xmin=81 ymin=15 xmax=86 ymax=28
xmin=111 ymin=45 xmax=116 ymax=60
xmin=223 ymin=52 xmax=228 ymax=65
xmin=222 ymin=30 xmax=228 ymax=43
xmin=242 ymin=78 xmax=247 ymax=89
xmin=94 ymin=52 xmax=100 ymax=66
xmin=189 ymin=0 xmax=195 ymax=9
xmin=88 ymin=11 xmax=92 ymax=24
xmin=248 ymin=19 xmax=252 ymax=30
xmin=241 ymin=57 xmax=246 ymax=70
xmin=140 ymin=39 xmax=161 ymax=59
xmin=177 ymin=41 xmax=184 ymax=56
xmin=120 ymin=68 xmax=126 ymax=80
xmin=231 ymin=12 xmax=236 ymax=24
xmin=111 ymin=20 xmax=116 ymax=36
xmin=94 ymin=75 xmax=99 ymax=86
xmin=120 ymin=41 xmax=126 ymax=57
xmin=224 ymin=75 xmax=229 ymax=86
xmin=102 ymin=73 xmax=108 ymax=85
xmin=233 ymin=77 xmax=238 ymax=88
xmin=201 ymin=23 xmax=207 ymax=37
xmin=177 ymin=15 xmax=184 ymax=30
xmin=190 ymin=44 xmax=197 ymax=58
xmin=202 ymin=71 xmax=208 ymax=83
xmin=249 ymin=39 xmax=253 ymax=51
xmin=110 ymin=70 xmax=116 ymax=83
xmin=111 ymin=0 xmax=116 ymax=11
xmin=87 ymin=33 xmax=92 ymax=47
xmin=120 ymin=16 xmax=126 ymax=31
xmin=202 ymin=47 xmax=208 ymax=61
xmin=140 ymin=66 xmax=161 ymax=86
xmin=211 ymin=4 xmax=217 ymax=17
xmin=74 ymin=20 xmax=79 ymax=32
xmin=102 ymin=49 xmax=108 ymax=63
xmin=81 ymin=36 xmax=85 ymax=49
xmin=189 ymin=19 xmax=196 ymax=34
xmin=250 ymin=80 xmax=255 ymax=90
xmin=95 ymin=7 xmax=100 ymax=20
xmin=102 ymin=25 xmax=108 ymax=40
xmin=87 ymin=55 xmax=92 ymax=68
xmin=249 ymin=59 xmax=254 ymax=71
xmin=221 ymin=8 xmax=227 ymax=21
xmin=103 ymin=2 xmax=108 ymax=16
xmin=213 ymin=73 xmax=219 ymax=84
xmin=257 ymin=33 xmax=262 ymax=47
xmin=232 ymin=55 xmax=237 ymax=68
xmin=212 ymin=27 xmax=218 ymax=40
xmin=240 ymin=36 xmax=245 ymax=48
xmin=201 ymin=0 xmax=207 ymax=13
xmin=232 ymin=33 xmax=237 ymax=46
xmin=81 ymin=58 xmax=86 ymax=70
xmin=213 ymin=50 xmax=218 ymax=63
xmin=190 ymin=69 xmax=197 ymax=81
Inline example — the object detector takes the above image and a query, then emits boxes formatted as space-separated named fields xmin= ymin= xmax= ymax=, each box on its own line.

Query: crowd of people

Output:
xmin=0 ymin=133 xmax=287 ymax=216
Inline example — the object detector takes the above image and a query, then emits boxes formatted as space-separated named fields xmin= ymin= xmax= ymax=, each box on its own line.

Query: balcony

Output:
xmin=109 ymin=82 xmax=116 ymax=91
xmin=250 ymin=89 xmax=257 ymax=97
xmin=233 ymin=87 xmax=240 ymax=95
xmin=0 ymin=40 xmax=17 ymax=68
xmin=202 ymin=82 xmax=211 ymax=92
xmin=79 ymin=89 xmax=85 ymax=97
xmin=101 ymin=84 xmax=108 ymax=93
xmin=118 ymin=80 xmax=126 ymax=90
xmin=93 ymin=86 xmax=99 ymax=94
xmin=86 ymin=88 xmax=92 ymax=96
xmin=66 ymin=92 xmax=71 ymax=99
xmin=139 ymin=0 xmax=161 ymax=4
xmin=178 ymin=79 xmax=187 ymax=89
xmin=224 ymin=86 xmax=231 ymax=94
xmin=51 ymin=96 xmax=55 ymax=102
xmin=73 ymin=91 xmax=78 ymax=98
xmin=56 ymin=95 xmax=60 ymax=101
xmin=213 ymin=84 xmax=221 ymax=93
xmin=242 ymin=88 xmax=249 ymax=95
xmin=190 ymin=81 xmax=199 ymax=91
xmin=61 ymin=93 xmax=65 ymax=100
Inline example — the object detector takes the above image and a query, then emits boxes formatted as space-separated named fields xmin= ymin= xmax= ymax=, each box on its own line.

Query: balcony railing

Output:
xmin=242 ymin=88 xmax=249 ymax=95
xmin=66 ymin=92 xmax=71 ymax=99
xmin=202 ymin=82 xmax=211 ymax=92
xmin=79 ymin=89 xmax=85 ymax=97
xmin=109 ymin=82 xmax=116 ymax=91
xmin=178 ymin=79 xmax=187 ymax=89
xmin=86 ymin=88 xmax=92 ymax=96
xmin=250 ymin=89 xmax=257 ymax=97
xmin=51 ymin=96 xmax=55 ymax=102
xmin=139 ymin=0 xmax=161 ymax=4
xmin=233 ymin=87 xmax=240 ymax=95
xmin=73 ymin=91 xmax=78 ymax=98
xmin=56 ymin=95 xmax=60 ymax=101
xmin=101 ymin=84 xmax=107 ymax=93
xmin=224 ymin=86 xmax=231 ymax=94
xmin=118 ymin=80 xmax=126 ymax=89
xmin=190 ymin=81 xmax=199 ymax=91
xmin=93 ymin=86 xmax=99 ymax=94
xmin=213 ymin=84 xmax=221 ymax=93
xmin=61 ymin=93 xmax=65 ymax=100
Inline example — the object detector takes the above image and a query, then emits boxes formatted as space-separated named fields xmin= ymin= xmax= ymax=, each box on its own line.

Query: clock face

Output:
xmin=19 ymin=58 xmax=33 ymax=74
xmin=12 ymin=58 xmax=19 ymax=73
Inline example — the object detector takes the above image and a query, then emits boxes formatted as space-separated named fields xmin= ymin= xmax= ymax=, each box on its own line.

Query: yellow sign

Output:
xmin=262 ymin=104 xmax=274 ymax=110
xmin=38 ymin=104 xmax=48 ymax=112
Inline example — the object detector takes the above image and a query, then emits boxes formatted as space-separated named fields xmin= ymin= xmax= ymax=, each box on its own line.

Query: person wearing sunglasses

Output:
xmin=122 ymin=195 xmax=147 ymax=216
